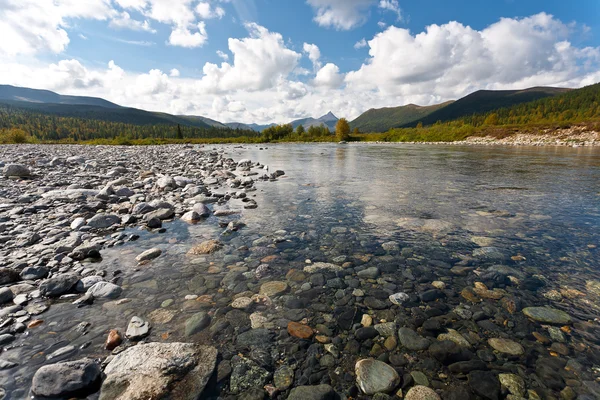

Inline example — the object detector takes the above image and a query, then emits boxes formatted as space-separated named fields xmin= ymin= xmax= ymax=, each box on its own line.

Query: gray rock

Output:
xmin=398 ymin=327 xmax=431 ymax=351
xmin=0 ymin=268 xmax=20 ymax=285
xmin=20 ymin=265 xmax=48 ymax=280
xmin=522 ymin=307 xmax=572 ymax=325
xmin=145 ymin=208 xmax=174 ymax=221
xmin=0 ymin=334 xmax=15 ymax=345
xmin=405 ymin=385 xmax=441 ymax=400
xmin=76 ymin=276 xmax=104 ymax=292
xmin=357 ymin=267 xmax=380 ymax=279
xmin=126 ymin=316 xmax=150 ymax=340
xmin=355 ymin=358 xmax=400 ymax=395
xmin=136 ymin=248 xmax=162 ymax=262
xmin=230 ymin=356 xmax=270 ymax=394
xmin=100 ymin=342 xmax=217 ymax=400
xmin=185 ymin=312 xmax=211 ymax=336
xmin=288 ymin=384 xmax=335 ymax=400
xmin=3 ymin=164 xmax=30 ymax=177
xmin=87 ymin=214 xmax=121 ymax=229
xmin=0 ymin=359 xmax=17 ymax=370
xmin=132 ymin=202 xmax=155 ymax=214
xmin=181 ymin=211 xmax=202 ymax=223
xmin=0 ymin=287 xmax=13 ymax=304
xmin=31 ymin=358 xmax=101 ymax=398
xmin=87 ymin=281 xmax=122 ymax=299
xmin=192 ymin=203 xmax=211 ymax=217
xmin=39 ymin=273 xmax=79 ymax=297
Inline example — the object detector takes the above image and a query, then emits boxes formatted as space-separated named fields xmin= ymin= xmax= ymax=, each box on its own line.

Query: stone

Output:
xmin=389 ymin=292 xmax=410 ymax=305
xmin=0 ymin=287 xmax=13 ymax=304
xmin=288 ymin=321 xmax=313 ymax=339
xmin=39 ymin=273 xmax=79 ymax=297
xmin=303 ymin=262 xmax=343 ymax=273
xmin=76 ymin=276 xmax=105 ymax=292
xmin=273 ymin=365 xmax=294 ymax=390
xmin=499 ymin=373 xmax=526 ymax=397
xmin=31 ymin=358 xmax=101 ymax=398
xmin=87 ymin=214 xmax=121 ymax=229
xmin=0 ymin=268 xmax=20 ymax=285
xmin=358 ymin=267 xmax=380 ymax=279
xmin=181 ymin=211 xmax=202 ymax=223
xmin=87 ymin=281 xmax=123 ymax=299
xmin=259 ymin=281 xmax=288 ymax=297
xmin=488 ymin=338 xmax=524 ymax=355
xmin=192 ymin=203 xmax=211 ymax=217
xmin=468 ymin=371 xmax=500 ymax=400
xmin=411 ymin=371 xmax=430 ymax=386
xmin=287 ymin=385 xmax=335 ymax=400
xmin=126 ymin=316 xmax=150 ymax=340
xmin=236 ymin=329 xmax=273 ymax=348
xmin=355 ymin=358 xmax=400 ymax=395
xmin=438 ymin=329 xmax=471 ymax=348
xmin=105 ymin=329 xmax=122 ymax=350
xmin=188 ymin=240 xmax=223 ymax=255
xmin=231 ymin=297 xmax=253 ymax=309
xmin=398 ymin=327 xmax=430 ymax=351
xmin=3 ymin=164 xmax=30 ymax=177
xmin=405 ymin=385 xmax=441 ymax=400
xmin=230 ymin=356 xmax=270 ymax=394
xmin=185 ymin=312 xmax=211 ymax=336
xmin=136 ymin=248 xmax=162 ymax=262
xmin=522 ymin=307 xmax=572 ymax=325
xmin=20 ymin=265 xmax=48 ymax=280
xmin=100 ymin=342 xmax=217 ymax=400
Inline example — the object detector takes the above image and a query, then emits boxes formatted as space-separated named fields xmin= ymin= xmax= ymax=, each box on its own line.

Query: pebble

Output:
xmin=136 ymin=248 xmax=162 ymax=262
xmin=355 ymin=358 xmax=400 ymax=395
xmin=126 ymin=316 xmax=150 ymax=340
xmin=405 ymin=385 xmax=441 ymax=400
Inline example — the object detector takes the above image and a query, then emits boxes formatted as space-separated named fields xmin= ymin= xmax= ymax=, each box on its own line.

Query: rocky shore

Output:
xmin=1 ymin=144 xmax=599 ymax=399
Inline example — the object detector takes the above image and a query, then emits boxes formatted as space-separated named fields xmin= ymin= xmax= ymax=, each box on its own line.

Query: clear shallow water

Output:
xmin=3 ymin=143 xmax=600 ymax=398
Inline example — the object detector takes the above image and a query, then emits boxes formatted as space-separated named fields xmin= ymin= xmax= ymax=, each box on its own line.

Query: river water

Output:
xmin=4 ymin=143 xmax=600 ymax=399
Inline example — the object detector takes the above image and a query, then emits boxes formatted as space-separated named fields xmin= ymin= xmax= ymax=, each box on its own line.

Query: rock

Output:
xmin=287 ymin=385 xmax=335 ymax=400
xmin=230 ymin=356 xmax=270 ymax=394
xmin=468 ymin=371 xmax=500 ymax=400
xmin=405 ymin=386 xmax=441 ymax=400
xmin=0 ymin=334 xmax=15 ymax=345
xmin=136 ymin=248 xmax=162 ymax=262
xmin=355 ymin=358 xmax=400 ymax=395
xmin=236 ymin=329 xmax=273 ymax=348
xmin=87 ymin=281 xmax=122 ymax=299
xmin=303 ymin=262 xmax=343 ymax=273
xmin=274 ymin=365 xmax=294 ymax=390
xmin=181 ymin=211 xmax=202 ymax=223
xmin=0 ymin=268 xmax=20 ymax=285
xmin=87 ymin=214 xmax=121 ymax=229
xmin=259 ymin=281 xmax=288 ymax=297
xmin=31 ymin=358 xmax=101 ymax=398
xmin=398 ymin=327 xmax=430 ymax=351
xmin=420 ymin=289 xmax=444 ymax=302
xmin=185 ymin=312 xmax=211 ymax=336
xmin=192 ymin=203 xmax=211 ymax=217
xmin=522 ymin=307 xmax=572 ymax=325
xmin=488 ymin=338 xmax=524 ymax=356
xmin=389 ymin=292 xmax=410 ymax=305
xmin=437 ymin=329 xmax=471 ymax=348
xmin=356 ymin=327 xmax=379 ymax=341
xmin=100 ymin=342 xmax=217 ymax=400
xmin=105 ymin=329 xmax=122 ymax=350
xmin=4 ymin=163 xmax=31 ymax=177
xmin=499 ymin=373 xmax=526 ymax=397
xmin=145 ymin=208 xmax=175 ymax=221
xmin=358 ymin=267 xmax=380 ymax=279
xmin=188 ymin=240 xmax=223 ymax=255
xmin=20 ymin=265 xmax=48 ymax=280
xmin=0 ymin=359 xmax=17 ymax=370
xmin=77 ymin=276 xmax=105 ymax=293
xmin=287 ymin=321 xmax=314 ymax=339
xmin=126 ymin=316 xmax=150 ymax=340
xmin=231 ymin=297 xmax=253 ymax=310
xmin=39 ymin=273 xmax=79 ymax=297
xmin=0 ymin=287 xmax=13 ymax=304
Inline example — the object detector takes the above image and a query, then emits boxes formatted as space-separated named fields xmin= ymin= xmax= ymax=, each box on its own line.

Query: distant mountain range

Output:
xmin=0 ymin=84 xmax=576 ymax=134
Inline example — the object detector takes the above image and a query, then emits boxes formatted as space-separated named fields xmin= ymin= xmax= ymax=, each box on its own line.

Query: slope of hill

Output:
xmin=291 ymin=111 xmax=338 ymax=130
xmin=401 ymin=86 xmax=570 ymax=128
xmin=225 ymin=122 xmax=276 ymax=132
xmin=350 ymin=101 xmax=453 ymax=132
xmin=0 ymin=84 xmax=122 ymax=109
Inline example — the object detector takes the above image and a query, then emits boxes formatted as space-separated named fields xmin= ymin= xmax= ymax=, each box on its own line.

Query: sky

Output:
xmin=1 ymin=0 xmax=599 ymax=124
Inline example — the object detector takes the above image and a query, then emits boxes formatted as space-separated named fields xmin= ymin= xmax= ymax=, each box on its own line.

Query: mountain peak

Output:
xmin=319 ymin=111 xmax=337 ymax=121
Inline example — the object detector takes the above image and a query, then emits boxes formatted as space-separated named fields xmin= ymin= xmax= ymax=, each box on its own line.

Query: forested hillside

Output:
xmin=350 ymin=102 xmax=452 ymax=132
xmin=0 ymin=104 xmax=258 ymax=141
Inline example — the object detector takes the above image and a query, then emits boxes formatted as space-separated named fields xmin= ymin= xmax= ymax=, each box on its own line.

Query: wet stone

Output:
xmin=522 ymin=307 xmax=572 ymax=325
xmin=184 ymin=312 xmax=211 ymax=336
xmin=355 ymin=358 xmax=400 ymax=395
xmin=259 ymin=281 xmax=288 ymax=297
xmin=488 ymin=338 xmax=524 ymax=355
xmin=405 ymin=385 xmax=441 ymax=400
xmin=31 ymin=358 xmax=101 ymax=398
xmin=126 ymin=316 xmax=150 ymax=340
xmin=398 ymin=327 xmax=430 ymax=351
xmin=287 ymin=384 xmax=335 ymax=400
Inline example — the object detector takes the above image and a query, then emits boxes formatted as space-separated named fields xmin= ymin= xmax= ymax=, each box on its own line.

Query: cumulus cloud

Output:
xmin=196 ymin=2 xmax=225 ymax=19
xmin=303 ymin=43 xmax=322 ymax=70
xmin=170 ymin=68 xmax=181 ymax=77
xmin=306 ymin=0 xmax=375 ymax=30
xmin=216 ymin=50 xmax=229 ymax=60
xmin=109 ymin=11 xmax=156 ymax=33
xmin=196 ymin=23 xmax=301 ymax=93
xmin=378 ymin=0 xmax=401 ymax=19
xmin=168 ymin=22 xmax=208 ymax=48
xmin=354 ymin=38 xmax=367 ymax=49
xmin=314 ymin=63 xmax=345 ymax=88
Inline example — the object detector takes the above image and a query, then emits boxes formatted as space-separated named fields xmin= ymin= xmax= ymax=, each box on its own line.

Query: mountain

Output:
xmin=0 ymin=84 xmax=121 ymax=109
xmin=350 ymin=101 xmax=453 ymax=133
xmin=400 ymin=86 xmax=570 ymax=128
xmin=225 ymin=122 xmax=276 ymax=132
xmin=291 ymin=111 xmax=338 ymax=130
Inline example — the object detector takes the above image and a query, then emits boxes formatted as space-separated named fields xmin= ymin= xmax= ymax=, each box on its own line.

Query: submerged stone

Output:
xmin=522 ymin=307 xmax=572 ymax=325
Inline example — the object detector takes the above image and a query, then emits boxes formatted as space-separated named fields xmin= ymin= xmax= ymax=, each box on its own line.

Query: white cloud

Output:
xmin=170 ymin=68 xmax=181 ymax=77
xmin=303 ymin=43 xmax=322 ymax=70
xmin=377 ymin=21 xmax=387 ymax=28
xmin=109 ymin=11 xmax=156 ymax=33
xmin=79 ymin=34 xmax=88 ymax=40
xmin=378 ymin=0 xmax=401 ymax=19
xmin=168 ymin=22 xmax=208 ymax=48
xmin=196 ymin=2 xmax=225 ymax=19
xmin=216 ymin=50 xmax=229 ymax=60
xmin=314 ymin=63 xmax=344 ymax=88
xmin=306 ymin=0 xmax=376 ymax=30
xmin=196 ymin=23 xmax=301 ymax=93
xmin=354 ymin=38 xmax=367 ymax=49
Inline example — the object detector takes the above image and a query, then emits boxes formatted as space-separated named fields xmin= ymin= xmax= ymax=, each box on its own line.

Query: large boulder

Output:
xmin=100 ymin=342 xmax=217 ymax=400
xmin=39 ymin=273 xmax=79 ymax=297
xmin=3 ymin=164 xmax=30 ymax=177
xmin=87 ymin=214 xmax=121 ymax=229
xmin=31 ymin=358 xmax=101 ymax=398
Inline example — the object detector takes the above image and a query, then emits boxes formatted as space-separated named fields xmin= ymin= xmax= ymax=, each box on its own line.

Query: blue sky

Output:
xmin=1 ymin=0 xmax=599 ymax=123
